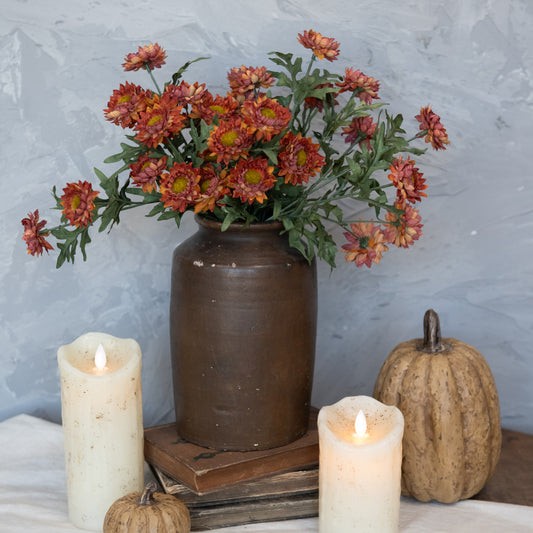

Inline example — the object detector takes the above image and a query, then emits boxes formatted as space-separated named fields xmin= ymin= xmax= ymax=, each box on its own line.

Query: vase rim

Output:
xmin=194 ymin=214 xmax=283 ymax=233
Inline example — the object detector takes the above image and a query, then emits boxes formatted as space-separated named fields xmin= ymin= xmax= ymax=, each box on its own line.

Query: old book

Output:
xmin=153 ymin=464 xmax=319 ymax=504
xmin=144 ymin=409 xmax=319 ymax=493
xmin=188 ymin=493 xmax=318 ymax=531
xmin=151 ymin=464 xmax=319 ymax=531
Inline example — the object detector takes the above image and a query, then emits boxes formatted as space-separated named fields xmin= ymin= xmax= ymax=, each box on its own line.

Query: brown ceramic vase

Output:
xmin=169 ymin=215 xmax=317 ymax=451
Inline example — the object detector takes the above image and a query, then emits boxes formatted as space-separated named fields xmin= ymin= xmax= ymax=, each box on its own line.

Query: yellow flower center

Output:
xmin=148 ymin=115 xmax=163 ymax=126
xmin=118 ymin=95 xmax=132 ymax=104
xmin=221 ymin=130 xmax=239 ymax=146
xmin=200 ymin=179 xmax=211 ymax=193
xmin=245 ymin=170 xmax=262 ymax=185
xmin=172 ymin=178 xmax=188 ymax=194
xmin=210 ymin=105 xmax=227 ymax=114
xmin=141 ymin=161 xmax=152 ymax=171
xmin=261 ymin=107 xmax=277 ymax=119
xmin=296 ymin=149 xmax=307 ymax=166
xmin=72 ymin=195 xmax=81 ymax=210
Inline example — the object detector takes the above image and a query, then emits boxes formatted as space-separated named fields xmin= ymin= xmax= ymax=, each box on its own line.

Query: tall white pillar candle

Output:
xmin=318 ymin=396 xmax=404 ymax=533
xmin=58 ymin=332 xmax=144 ymax=530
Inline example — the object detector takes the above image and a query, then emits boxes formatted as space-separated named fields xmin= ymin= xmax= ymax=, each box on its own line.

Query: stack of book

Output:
xmin=144 ymin=412 xmax=319 ymax=531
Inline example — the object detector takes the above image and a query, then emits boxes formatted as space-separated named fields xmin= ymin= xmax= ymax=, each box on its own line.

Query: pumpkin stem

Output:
xmin=138 ymin=481 xmax=158 ymax=506
xmin=422 ymin=309 xmax=445 ymax=353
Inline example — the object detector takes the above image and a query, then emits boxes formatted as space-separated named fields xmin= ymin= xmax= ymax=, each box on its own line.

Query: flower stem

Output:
xmin=145 ymin=65 xmax=162 ymax=95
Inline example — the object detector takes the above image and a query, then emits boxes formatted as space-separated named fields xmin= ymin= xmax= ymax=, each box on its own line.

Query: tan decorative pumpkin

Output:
xmin=373 ymin=309 xmax=501 ymax=504
xmin=103 ymin=481 xmax=191 ymax=533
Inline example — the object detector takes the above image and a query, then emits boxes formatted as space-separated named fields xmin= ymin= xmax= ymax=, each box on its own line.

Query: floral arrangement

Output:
xmin=22 ymin=30 xmax=448 ymax=269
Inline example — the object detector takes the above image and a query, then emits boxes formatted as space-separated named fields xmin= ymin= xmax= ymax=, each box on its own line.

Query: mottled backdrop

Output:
xmin=1 ymin=1 xmax=532 ymax=432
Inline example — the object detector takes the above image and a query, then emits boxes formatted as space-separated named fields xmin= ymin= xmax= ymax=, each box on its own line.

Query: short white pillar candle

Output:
xmin=58 ymin=332 xmax=144 ymax=530
xmin=318 ymin=395 xmax=404 ymax=533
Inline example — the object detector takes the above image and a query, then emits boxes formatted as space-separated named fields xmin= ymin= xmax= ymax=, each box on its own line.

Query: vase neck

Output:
xmin=194 ymin=214 xmax=283 ymax=234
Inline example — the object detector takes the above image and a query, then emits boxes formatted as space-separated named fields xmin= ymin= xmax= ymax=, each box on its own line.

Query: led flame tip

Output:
xmin=354 ymin=409 xmax=367 ymax=437
xmin=94 ymin=344 xmax=107 ymax=371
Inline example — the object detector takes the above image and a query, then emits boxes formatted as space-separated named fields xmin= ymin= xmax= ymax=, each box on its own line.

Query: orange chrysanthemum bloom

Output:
xmin=415 ymin=105 xmax=450 ymax=151
xmin=297 ymin=30 xmax=340 ymax=62
xmin=241 ymin=96 xmax=291 ymax=141
xmin=21 ymin=210 xmax=53 ymax=256
xmin=194 ymin=166 xmax=230 ymax=213
xmin=61 ymin=180 xmax=99 ymax=228
xmin=207 ymin=118 xmax=254 ymax=163
xmin=229 ymin=158 xmax=276 ymax=205
xmin=134 ymin=93 xmax=186 ymax=148
xmin=384 ymin=204 xmax=423 ymax=248
xmin=227 ymin=65 xmax=275 ymax=97
xmin=341 ymin=222 xmax=388 ymax=268
xmin=336 ymin=68 xmax=380 ymax=104
xmin=388 ymin=156 xmax=427 ymax=204
xmin=159 ymin=163 xmax=201 ymax=213
xmin=165 ymin=81 xmax=208 ymax=107
xmin=129 ymin=154 xmax=168 ymax=193
xmin=341 ymin=116 xmax=377 ymax=150
xmin=277 ymin=132 xmax=326 ymax=185
xmin=122 ymin=43 xmax=167 ymax=72
xmin=190 ymin=93 xmax=240 ymax=125
xmin=104 ymin=82 xmax=151 ymax=129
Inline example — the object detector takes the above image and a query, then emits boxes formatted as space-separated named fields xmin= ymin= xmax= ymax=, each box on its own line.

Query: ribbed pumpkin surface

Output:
xmin=103 ymin=482 xmax=190 ymax=533
xmin=373 ymin=312 xmax=501 ymax=503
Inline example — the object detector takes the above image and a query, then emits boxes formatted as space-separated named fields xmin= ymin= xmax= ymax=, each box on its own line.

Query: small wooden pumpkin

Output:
xmin=373 ymin=309 xmax=501 ymax=504
xmin=103 ymin=481 xmax=191 ymax=533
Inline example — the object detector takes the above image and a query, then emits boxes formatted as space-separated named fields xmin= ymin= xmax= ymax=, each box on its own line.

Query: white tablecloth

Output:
xmin=0 ymin=414 xmax=531 ymax=533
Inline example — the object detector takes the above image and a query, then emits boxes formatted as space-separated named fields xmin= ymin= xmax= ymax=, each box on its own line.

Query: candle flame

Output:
xmin=354 ymin=409 xmax=367 ymax=437
xmin=94 ymin=344 xmax=107 ymax=371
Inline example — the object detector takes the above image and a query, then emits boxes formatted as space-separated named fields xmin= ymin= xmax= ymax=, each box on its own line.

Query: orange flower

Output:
xmin=341 ymin=222 xmax=388 ymax=267
xmin=104 ymin=82 xmax=151 ymax=129
xmin=129 ymin=154 xmax=168 ymax=193
xmin=227 ymin=65 xmax=275 ymax=97
xmin=61 ymin=180 xmax=99 ymax=227
xmin=165 ymin=81 xmax=208 ymax=107
xmin=388 ymin=156 xmax=427 ymax=204
xmin=190 ymin=93 xmax=240 ymax=125
xmin=341 ymin=116 xmax=377 ymax=149
xmin=229 ymin=158 xmax=276 ymax=205
xmin=122 ymin=43 xmax=167 ymax=72
xmin=415 ymin=106 xmax=450 ymax=150
xmin=297 ymin=30 xmax=340 ymax=62
xmin=134 ymin=93 xmax=186 ymax=148
xmin=159 ymin=163 xmax=201 ymax=212
xmin=384 ymin=204 xmax=423 ymax=248
xmin=207 ymin=118 xmax=254 ymax=163
xmin=241 ymin=96 xmax=291 ymax=141
xmin=194 ymin=166 xmax=230 ymax=213
xmin=277 ymin=132 xmax=325 ymax=185
xmin=21 ymin=210 xmax=53 ymax=256
xmin=336 ymin=68 xmax=380 ymax=104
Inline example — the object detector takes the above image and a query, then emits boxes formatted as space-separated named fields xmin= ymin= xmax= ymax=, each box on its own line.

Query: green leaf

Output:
xmin=171 ymin=56 xmax=210 ymax=85
xmin=221 ymin=212 xmax=239 ymax=231
xmin=272 ymin=200 xmax=282 ymax=220
xmin=94 ymin=167 xmax=118 ymax=197
xmin=146 ymin=203 xmax=165 ymax=217
xmin=273 ymin=71 xmax=292 ymax=89
xmin=288 ymin=228 xmax=307 ymax=258
xmin=79 ymin=229 xmax=92 ymax=261
xmin=103 ymin=152 xmax=126 ymax=164
xmin=157 ymin=210 xmax=180 ymax=221
xmin=262 ymin=148 xmax=278 ymax=165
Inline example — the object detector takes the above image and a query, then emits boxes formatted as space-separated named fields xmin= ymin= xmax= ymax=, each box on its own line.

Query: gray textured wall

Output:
xmin=1 ymin=1 xmax=532 ymax=432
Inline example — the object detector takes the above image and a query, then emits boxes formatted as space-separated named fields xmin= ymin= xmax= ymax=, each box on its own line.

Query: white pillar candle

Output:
xmin=318 ymin=396 xmax=404 ymax=533
xmin=58 ymin=332 xmax=144 ymax=530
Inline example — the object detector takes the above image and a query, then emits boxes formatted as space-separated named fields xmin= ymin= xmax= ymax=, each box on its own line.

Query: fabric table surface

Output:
xmin=0 ymin=414 xmax=531 ymax=533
